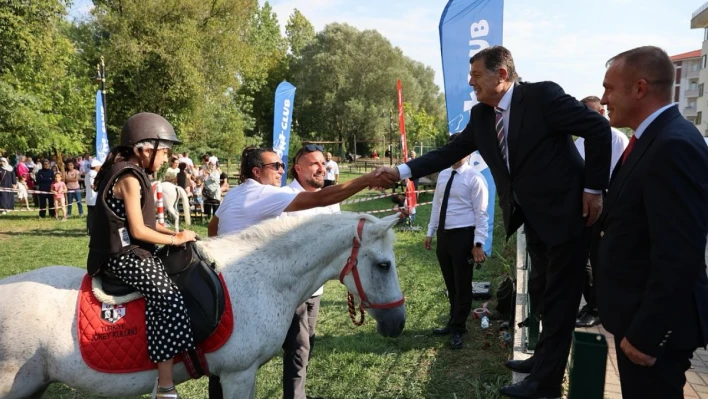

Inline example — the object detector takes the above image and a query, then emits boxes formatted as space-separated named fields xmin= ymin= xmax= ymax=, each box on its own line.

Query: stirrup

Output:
xmin=151 ymin=378 xmax=181 ymax=399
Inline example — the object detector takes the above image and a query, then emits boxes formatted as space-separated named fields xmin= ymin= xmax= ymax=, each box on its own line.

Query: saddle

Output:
xmin=99 ymin=242 xmax=226 ymax=344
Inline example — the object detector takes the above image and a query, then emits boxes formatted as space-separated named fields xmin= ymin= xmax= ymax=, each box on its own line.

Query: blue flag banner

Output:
xmin=95 ymin=90 xmax=109 ymax=163
xmin=439 ymin=0 xmax=503 ymax=255
xmin=273 ymin=81 xmax=297 ymax=186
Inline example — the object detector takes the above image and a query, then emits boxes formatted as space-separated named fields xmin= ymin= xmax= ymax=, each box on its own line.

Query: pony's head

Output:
xmin=340 ymin=214 xmax=406 ymax=338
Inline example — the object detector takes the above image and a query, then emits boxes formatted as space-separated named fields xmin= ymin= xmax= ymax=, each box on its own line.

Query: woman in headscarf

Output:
xmin=0 ymin=157 xmax=17 ymax=214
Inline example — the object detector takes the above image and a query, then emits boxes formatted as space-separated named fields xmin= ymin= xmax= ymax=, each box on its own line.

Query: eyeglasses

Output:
xmin=294 ymin=144 xmax=325 ymax=164
xmin=262 ymin=162 xmax=285 ymax=170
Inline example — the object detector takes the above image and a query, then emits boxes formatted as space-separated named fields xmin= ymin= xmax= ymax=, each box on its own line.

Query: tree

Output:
xmin=285 ymin=9 xmax=314 ymax=58
xmin=0 ymin=0 xmax=94 ymax=163
xmin=289 ymin=23 xmax=446 ymax=155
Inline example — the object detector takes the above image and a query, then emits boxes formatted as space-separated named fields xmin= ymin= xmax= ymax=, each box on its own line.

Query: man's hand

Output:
xmin=472 ymin=246 xmax=486 ymax=263
xmin=582 ymin=192 xmax=603 ymax=226
xmin=620 ymin=337 xmax=656 ymax=367
xmin=424 ymin=236 xmax=433 ymax=250
xmin=370 ymin=166 xmax=400 ymax=189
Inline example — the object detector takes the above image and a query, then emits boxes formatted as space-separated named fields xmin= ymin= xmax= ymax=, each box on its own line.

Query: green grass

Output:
xmin=0 ymin=171 xmax=514 ymax=398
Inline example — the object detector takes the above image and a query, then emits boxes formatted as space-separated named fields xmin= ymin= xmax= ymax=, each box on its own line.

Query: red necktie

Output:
xmin=621 ymin=135 xmax=637 ymax=165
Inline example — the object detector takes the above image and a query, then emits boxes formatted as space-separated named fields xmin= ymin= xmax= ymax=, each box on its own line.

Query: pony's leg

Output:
xmin=220 ymin=368 xmax=258 ymax=399
xmin=0 ymin=354 xmax=49 ymax=399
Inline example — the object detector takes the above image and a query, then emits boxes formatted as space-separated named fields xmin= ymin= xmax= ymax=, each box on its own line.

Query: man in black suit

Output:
xmin=374 ymin=45 xmax=611 ymax=398
xmin=594 ymin=46 xmax=708 ymax=398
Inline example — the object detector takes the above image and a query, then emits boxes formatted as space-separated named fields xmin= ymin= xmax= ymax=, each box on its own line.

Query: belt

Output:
xmin=442 ymin=226 xmax=475 ymax=233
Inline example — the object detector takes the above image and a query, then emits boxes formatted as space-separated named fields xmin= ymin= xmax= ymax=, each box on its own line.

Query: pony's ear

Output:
xmin=379 ymin=214 xmax=400 ymax=231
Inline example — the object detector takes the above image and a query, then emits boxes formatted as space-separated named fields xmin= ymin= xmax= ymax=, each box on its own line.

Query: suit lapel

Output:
xmin=601 ymin=107 xmax=681 ymax=222
xmin=507 ymin=82 xmax=525 ymax=174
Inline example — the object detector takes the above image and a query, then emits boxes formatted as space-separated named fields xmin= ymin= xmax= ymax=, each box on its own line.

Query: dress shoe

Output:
xmin=432 ymin=326 xmax=451 ymax=335
xmin=450 ymin=332 xmax=463 ymax=349
xmin=504 ymin=357 xmax=535 ymax=374
xmin=575 ymin=311 xmax=601 ymax=328
xmin=499 ymin=378 xmax=561 ymax=398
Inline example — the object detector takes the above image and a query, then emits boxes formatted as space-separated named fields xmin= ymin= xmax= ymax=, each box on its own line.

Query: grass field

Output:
xmin=0 ymin=172 xmax=515 ymax=398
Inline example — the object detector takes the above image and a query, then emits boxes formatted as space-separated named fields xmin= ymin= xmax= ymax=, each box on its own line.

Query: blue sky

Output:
xmin=70 ymin=0 xmax=704 ymax=100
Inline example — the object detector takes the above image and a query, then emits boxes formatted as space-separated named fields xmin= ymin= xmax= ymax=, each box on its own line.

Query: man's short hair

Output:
xmin=581 ymin=96 xmax=602 ymax=111
xmin=606 ymin=46 xmax=674 ymax=101
xmin=470 ymin=46 xmax=519 ymax=82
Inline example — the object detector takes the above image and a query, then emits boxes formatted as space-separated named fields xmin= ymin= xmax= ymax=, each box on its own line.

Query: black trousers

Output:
xmin=86 ymin=205 xmax=95 ymax=234
xmin=38 ymin=193 xmax=55 ymax=218
xmin=581 ymin=258 xmax=597 ymax=312
xmin=614 ymin=336 xmax=693 ymax=398
xmin=436 ymin=226 xmax=475 ymax=333
xmin=204 ymin=200 xmax=220 ymax=219
xmin=208 ymin=297 xmax=322 ymax=399
xmin=525 ymin=224 xmax=589 ymax=389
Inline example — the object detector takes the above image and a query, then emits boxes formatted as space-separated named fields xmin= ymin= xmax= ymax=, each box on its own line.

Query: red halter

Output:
xmin=339 ymin=219 xmax=406 ymax=310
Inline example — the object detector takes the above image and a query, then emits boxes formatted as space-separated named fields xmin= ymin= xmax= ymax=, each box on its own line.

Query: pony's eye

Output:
xmin=376 ymin=261 xmax=391 ymax=271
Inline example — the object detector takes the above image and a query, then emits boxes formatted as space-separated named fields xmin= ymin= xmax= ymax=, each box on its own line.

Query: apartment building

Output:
xmin=672 ymin=50 xmax=701 ymax=127
xmin=692 ymin=2 xmax=708 ymax=135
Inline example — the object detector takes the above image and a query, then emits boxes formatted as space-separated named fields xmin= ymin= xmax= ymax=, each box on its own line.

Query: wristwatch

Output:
xmin=475 ymin=243 xmax=483 ymax=248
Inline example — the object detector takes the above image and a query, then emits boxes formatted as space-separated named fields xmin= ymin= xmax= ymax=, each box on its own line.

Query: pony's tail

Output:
xmin=177 ymin=186 xmax=191 ymax=226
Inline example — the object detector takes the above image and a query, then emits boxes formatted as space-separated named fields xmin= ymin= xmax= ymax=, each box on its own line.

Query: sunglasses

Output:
xmin=262 ymin=162 xmax=285 ymax=170
xmin=294 ymin=144 xmax=325 ymax=164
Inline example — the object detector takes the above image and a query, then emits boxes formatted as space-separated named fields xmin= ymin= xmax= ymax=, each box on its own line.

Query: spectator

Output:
xmin=25 ymin=157 xmax=36 ymax=173
xmin=15 ymin=156 xmax=29 ymax=180
xmin=372 ymin=149 xmax=379 ymax=159
xmin=202 ymin=162 xmax=222 ymax=219
xmin=164 ymin=158 xmax=180 ymax=183
xmin=85 ymin=159 xmax=102 ymax=234
xmin=176 ymin=162 xmax=192 ymax=196
xmin=324 ymin=152 xmax=339 ymax=187
xmin=64 ymin=161 xmax=84 ymax=218
xmin=52 ymin=172 xmax=67 ymax=221
xmin=220 ymin=172 xmax=229 ymax=195
xmin=16 ymin=175 xmax=30 ymax=211
xmin=182 ymin=151 xmax=194 ymax=168
xmin=0 ymin=157 xmax=16 ymax=214
xmin=35 ymin=160 xmax=55 ymax=218
xmin=193 ymin=177 xmax=204 ymax=214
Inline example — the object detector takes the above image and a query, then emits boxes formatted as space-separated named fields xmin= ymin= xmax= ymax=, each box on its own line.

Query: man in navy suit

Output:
xmin=595 ymin=46 xmax=708 ymax=398
xmin=375 ymin=45 xmax=611 ymax=398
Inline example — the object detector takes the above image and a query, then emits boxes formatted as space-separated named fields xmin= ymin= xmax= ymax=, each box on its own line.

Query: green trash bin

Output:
xmin=567 ymin=331 xmax=608 ymax=399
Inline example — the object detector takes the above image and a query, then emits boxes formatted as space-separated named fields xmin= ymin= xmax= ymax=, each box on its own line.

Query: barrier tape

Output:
xmin=359 ymin=201 xmax=433 ymax=215
xmin=1 ymin=197 xmax=88 ymax=213
xmin=341 ymin=189 xmax=435 ymax=206
xmin=0 ymin=187 xmax=86 ymax=195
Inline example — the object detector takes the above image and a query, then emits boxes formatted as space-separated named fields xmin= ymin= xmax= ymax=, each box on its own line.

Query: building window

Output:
xmin=701 ymin=83 xmax=705 ymax=97
xmin=691 ymin=82 xmax=699 ymax=90
xmin=704 ymin=27 xmax=708 ymax=41
xmin=675 ymin=86 xmax=681 ymax=102
xmin=698 ymin=112 xmax=703 ymax=126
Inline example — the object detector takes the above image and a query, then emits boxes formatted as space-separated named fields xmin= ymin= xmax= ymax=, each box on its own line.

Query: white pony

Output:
xmin=152 ymin=181 xmax=191 ymax=227
xmin=0 ymin=213 xmax=406 ymax=398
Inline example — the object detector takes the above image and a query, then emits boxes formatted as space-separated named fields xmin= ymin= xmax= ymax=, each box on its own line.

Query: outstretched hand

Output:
xmin=369 ymin=166 xmax=400 ymax=189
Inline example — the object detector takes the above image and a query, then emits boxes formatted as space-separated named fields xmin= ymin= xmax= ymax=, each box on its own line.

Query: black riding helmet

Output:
xmin=120 ymin=112 xmax=181 ymax=172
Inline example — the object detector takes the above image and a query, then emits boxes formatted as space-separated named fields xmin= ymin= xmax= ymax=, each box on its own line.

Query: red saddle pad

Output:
xmin=77 ymin=273 xmax=233 ymax=373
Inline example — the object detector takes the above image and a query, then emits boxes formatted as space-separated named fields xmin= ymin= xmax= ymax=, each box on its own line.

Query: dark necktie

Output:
xmin=438 ymin=170 xmax=457 ymax=231
xmin=495 ymin=107 xmax=508 ymax=167
xmin=621 ymin=135 xmax=637 ymax=165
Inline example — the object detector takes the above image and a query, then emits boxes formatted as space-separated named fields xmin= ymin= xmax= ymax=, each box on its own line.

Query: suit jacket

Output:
xmin=594 ymin=105 xmax=708 ymax=357
xmin=408 ymin=81 xmax=611 ymax=246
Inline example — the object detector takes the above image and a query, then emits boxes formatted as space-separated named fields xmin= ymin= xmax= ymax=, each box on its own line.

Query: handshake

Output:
xmin=367 ymin=166 xmax=402 ymax=190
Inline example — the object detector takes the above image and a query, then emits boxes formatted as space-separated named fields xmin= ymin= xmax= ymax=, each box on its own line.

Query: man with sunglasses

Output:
xmin=323 ymin=152 xmax=339 ymax=187
xmin=207 ymin=146 xmax=380 ymax=398
xmin=279 ymin=144 xmax=337 ymax=399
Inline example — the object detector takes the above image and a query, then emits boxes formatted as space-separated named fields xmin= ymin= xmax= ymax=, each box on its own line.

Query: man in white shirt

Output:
xmin=84 ymin=158 xmax=102 ymax=234
xmin=323 ymin=152 xmax=339 ymax=187
xmin=281 ymin=145 xmax=338 ymax=399
xmin=574 ymin=96 xmax=629 ymax=328
xmin=425 ymin=133 xmax=489 ymax=349
xmin=181 ymin=151 xmax=194 ymax=168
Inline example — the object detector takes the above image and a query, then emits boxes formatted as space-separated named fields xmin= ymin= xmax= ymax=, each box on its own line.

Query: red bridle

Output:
xmin=339 ymin=219 xmax=406 ymax=310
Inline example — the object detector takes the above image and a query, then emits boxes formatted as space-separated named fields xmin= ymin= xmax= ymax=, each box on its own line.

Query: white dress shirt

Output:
xmin=215 ymin=179 xmax=298 ymax=236
xmin=575 ymin=127 xmax=629 ymax=178
xmin=634 ymin=104 xmax=676 ymax=139
xmin=427 ymin=163 xmax=489 ymax=245
xmin=282 ymin=179 xmax=340 ymax=297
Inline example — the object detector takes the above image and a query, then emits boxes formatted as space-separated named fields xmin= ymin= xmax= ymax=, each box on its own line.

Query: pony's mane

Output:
xmin=210 ymin=212 xmax=380 ymax=246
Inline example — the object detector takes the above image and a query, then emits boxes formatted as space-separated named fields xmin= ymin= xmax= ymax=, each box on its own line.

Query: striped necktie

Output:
xmin=495 ymin=107 xmax=508 ymax=166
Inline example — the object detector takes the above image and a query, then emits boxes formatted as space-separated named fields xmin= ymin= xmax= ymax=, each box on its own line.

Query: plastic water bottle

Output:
xmin=481 ymin=316 xmax=490 ymax=329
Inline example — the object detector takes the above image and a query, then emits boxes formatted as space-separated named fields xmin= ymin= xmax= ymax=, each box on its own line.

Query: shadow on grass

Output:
xmin=1 ymin=228 xmax=89 ymax=237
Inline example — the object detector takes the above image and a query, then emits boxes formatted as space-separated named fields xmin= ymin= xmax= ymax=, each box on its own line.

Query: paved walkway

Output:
xmin=512 ymin=228 xmax=708 ymax=398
